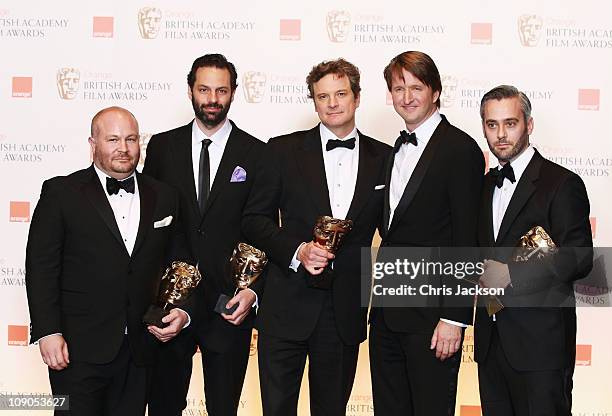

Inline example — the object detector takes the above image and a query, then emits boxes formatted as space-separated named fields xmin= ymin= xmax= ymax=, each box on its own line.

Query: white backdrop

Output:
xmin=1 ymin=1 xmax=611 ymax=414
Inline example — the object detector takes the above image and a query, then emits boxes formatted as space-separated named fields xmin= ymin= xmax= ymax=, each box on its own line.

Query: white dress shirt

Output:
xmin=94 ymin=165 xmax=140 ymax=255
xmin=290 ymin=124 xmax=360 ymax=271
xmin=191 ymin=118 xmax=232 ymax=199
xmin=389 ymin=110 xmax=442 ymax=226
xmin=492 ymin=145 xmax=535 ymax=241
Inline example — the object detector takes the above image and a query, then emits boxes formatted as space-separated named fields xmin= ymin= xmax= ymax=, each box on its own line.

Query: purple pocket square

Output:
xmin=230 ymin=166 xmax=247 ymax=182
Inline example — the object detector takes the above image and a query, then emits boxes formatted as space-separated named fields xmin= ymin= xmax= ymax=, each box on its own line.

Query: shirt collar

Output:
xmin=493 ymin=145 xmax=535 ymax=181
xmin=93 ymin=164 xmax=137 ymax=193
xmin=191 ymin=118 xmax=232 ymax=148
xmin=319 ymin=123 xmax=359 ymax=145
xmin=408 ymin=110 xmax=442 ymax=146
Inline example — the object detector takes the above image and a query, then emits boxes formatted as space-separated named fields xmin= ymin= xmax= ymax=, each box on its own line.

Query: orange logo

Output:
xmin=8 ymin=325 xmax=28 ymax=346
xmin=280 ymin=19 xmax=301 ymax=40
xmin=93 ymin=16 xmax=114 ymax=38
xmin=9 ymin=201 xmax=30 ymax=222
xmin=12 ymin=77 xmax=32 ymax=98
xmin=589 ymin=217 xmax=596 ymax=239
xmin=578 ymin=89 xmax=600 ymax=111
xmin=460 ymin=405 xmax=482 ymax=416
xmin=576 ymin=344 xmax=592 ymax=366
xmin=471 ymin=23 xmax=492 ymax=45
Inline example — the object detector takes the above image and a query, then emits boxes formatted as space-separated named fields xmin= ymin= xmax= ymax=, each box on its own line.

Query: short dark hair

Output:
xmin=187 ymin=54 xmax=238 ymax=91
xmin=306 ymin=58 xmax=361 ymax=99
xmin=480 ymin=85 xmax=532 ymax=123
xmin=383 ymin=51 xmax=442 ymax=108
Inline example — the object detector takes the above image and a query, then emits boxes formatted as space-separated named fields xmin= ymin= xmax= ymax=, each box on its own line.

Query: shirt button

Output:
xmin=338 ymin=162 xmax=342 ymax=166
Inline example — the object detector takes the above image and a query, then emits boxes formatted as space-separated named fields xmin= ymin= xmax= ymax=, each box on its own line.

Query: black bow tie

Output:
xmin=106 ymin=176 xmax=135 ymax=195
xmin=393 ymin=130 xmax=418 ymax=153
xmin=326 ymin=137 xmax=356 ymax=151
xmin=490 ymin=163 xmax=516 ymax=188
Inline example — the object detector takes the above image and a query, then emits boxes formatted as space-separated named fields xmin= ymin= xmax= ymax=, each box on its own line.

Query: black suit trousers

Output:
xmin=49 ymin=336 xmax=148 ymax=416
xmin=258 ymin=293 xmax=359 ymax=416
xmin=369 ymin=312 xmax=463 ymax=416
xmin=478 ymin=324 xmax=573 ymax=416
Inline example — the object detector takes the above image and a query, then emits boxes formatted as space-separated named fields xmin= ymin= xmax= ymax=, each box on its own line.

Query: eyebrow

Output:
xmin=485 ymin=117 xmax=519 ymax=123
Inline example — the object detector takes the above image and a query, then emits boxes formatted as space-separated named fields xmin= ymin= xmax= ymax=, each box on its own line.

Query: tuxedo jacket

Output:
xmin=374 ymin=115 xmax=485 ymax=333
xmin=26 ymin=166 xmax=181 ymax=366
xmin=242 ymin=125 xmax=391 ymax=345
xmin=144 ymin=120 xmax=265 ymax=352
xmin=474 ymin=150 xmax=593 ymax=371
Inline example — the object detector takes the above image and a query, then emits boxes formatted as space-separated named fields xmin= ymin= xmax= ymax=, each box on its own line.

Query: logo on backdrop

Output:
xmin=576 ymin=344 xmax=592 ymax=366
xmin=242 ymin=71 xmax=267 ymax=103
xmin=326 ymin=10 xmax=351 ymax=42
xmin=11 ymin=77 xmax=32 ymax=98
xmin=9 ymin=201 xmax=30 ymax=222
xmin=57 ymin=68 xmax=80 ymax=99
xmin=138 ymin=133 xmax=152 ymax=168
xmin=0 ymin=12 xmax=69 ymax=38
xmin=7 ymin=325 xmax=28 ymax=346
xmin=460 ymin=405 xmax=482 ymax=416
xmin=279 ymin=19 xmax=300 ymax=40
xmin=92 ymin=16 xmax=113 ymax=38
xmin=471 ymin=22 xmax=492 ymax=44
xmin=578 ymin=89 xmax=600 ymax=111
xmin=518 ymin=14 xmax=544 ymax=46
xmin=138 ymin=7 xmax=162 ymax=39
xmin=0 ymin=260 xmax=26 ymax=287
xmin=517 ymin=15 xmax=612 ymax=48
xmin=440 ymin=75 xmax=459 ymax=108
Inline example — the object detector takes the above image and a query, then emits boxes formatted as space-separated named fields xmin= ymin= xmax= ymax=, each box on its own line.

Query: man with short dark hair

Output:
xmin=242 ymin=58 xmax=390 ymax=415
xmin=144 ymin=54 xmax=265 ymax=416
xmin=26 ymin=106 xmax=187 ymax=416
xmin=475 ymin=85 xmax=593 ymax=416
xmin=369 ymin=51 xmax=484 ymax=415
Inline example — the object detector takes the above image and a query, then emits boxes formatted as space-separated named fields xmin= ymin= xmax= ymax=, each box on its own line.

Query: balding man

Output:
xmin=26 ymin=107 xmax=188 ymax=416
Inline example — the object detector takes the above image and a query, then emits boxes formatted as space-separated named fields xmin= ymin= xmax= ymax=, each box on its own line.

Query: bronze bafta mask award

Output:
xmin=143 ymin=261 xmax=202 ymax=328
xmin=214 ymin=242 xmax=268 ymax=315
xmin=308 ymin=215 xmax=353 ymax=289
xmin=486 ymin=226 xmax=558 ymax=316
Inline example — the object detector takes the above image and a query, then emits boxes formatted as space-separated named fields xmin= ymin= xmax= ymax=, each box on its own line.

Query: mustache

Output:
xmin=201 ymin=103 xmax=223 ymax=110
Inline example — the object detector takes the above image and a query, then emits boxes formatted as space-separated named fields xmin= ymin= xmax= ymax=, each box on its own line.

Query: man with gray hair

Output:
xmin=475 ymin=85 xmax=592 ymax=415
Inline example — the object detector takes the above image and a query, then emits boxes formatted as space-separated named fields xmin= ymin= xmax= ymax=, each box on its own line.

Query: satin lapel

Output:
xmin=495 ymin=151 xmax=543 ymax=245
xmin=387 ymin=118 xmax=447 ymax=233
xmin=295 ymin=126 xmax=332 ymax=216
xmin=480 ymin=173 xmax=495 ymax=247
xmin=171 ymin=123 xmax=199 ymax=218
xmin=81 ymin=166 xmax=128 ymax=255
xmin=202 ymin=123 xmax=250 ymax=218
xmin=346 ymin=135 xmax=382 ymax=222
xmin=382 ymin=142 xmax=395 ymax=235
xmin=132 ymin=173 xmax=156 ymax=258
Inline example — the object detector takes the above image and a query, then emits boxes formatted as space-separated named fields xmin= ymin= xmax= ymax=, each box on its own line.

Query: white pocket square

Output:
xmin=374 ymin=185 xmax=385 ymax=190
xmin=154 ymin=216 xmax=173 ymax=228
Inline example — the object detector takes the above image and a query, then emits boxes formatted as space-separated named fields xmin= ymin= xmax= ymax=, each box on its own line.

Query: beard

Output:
xmin=192 ymin=97 xmax=231 ymax=128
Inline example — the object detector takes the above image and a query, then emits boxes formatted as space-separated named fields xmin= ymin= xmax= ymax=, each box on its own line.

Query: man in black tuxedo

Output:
xmin=475 ymin=85 xmax=593 ymax=415
xmin=25 ymin=106 xmax=189 ymax=416
xmin=242 ymin=58 xmax=390 ymax=416
xmin=369 ymin=51 xmax=484 ymax=415
xmin=143 ymin=54 xmax=265 ymax=416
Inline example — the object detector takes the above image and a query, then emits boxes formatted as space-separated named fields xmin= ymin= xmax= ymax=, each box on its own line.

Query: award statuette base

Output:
xmin=143 ymin=305 xmax=169 ymax=328
xmin=214 ymin=294 xmax=239 ymax=315
xmin=306 ymin=267 xmax=333 ymax=290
